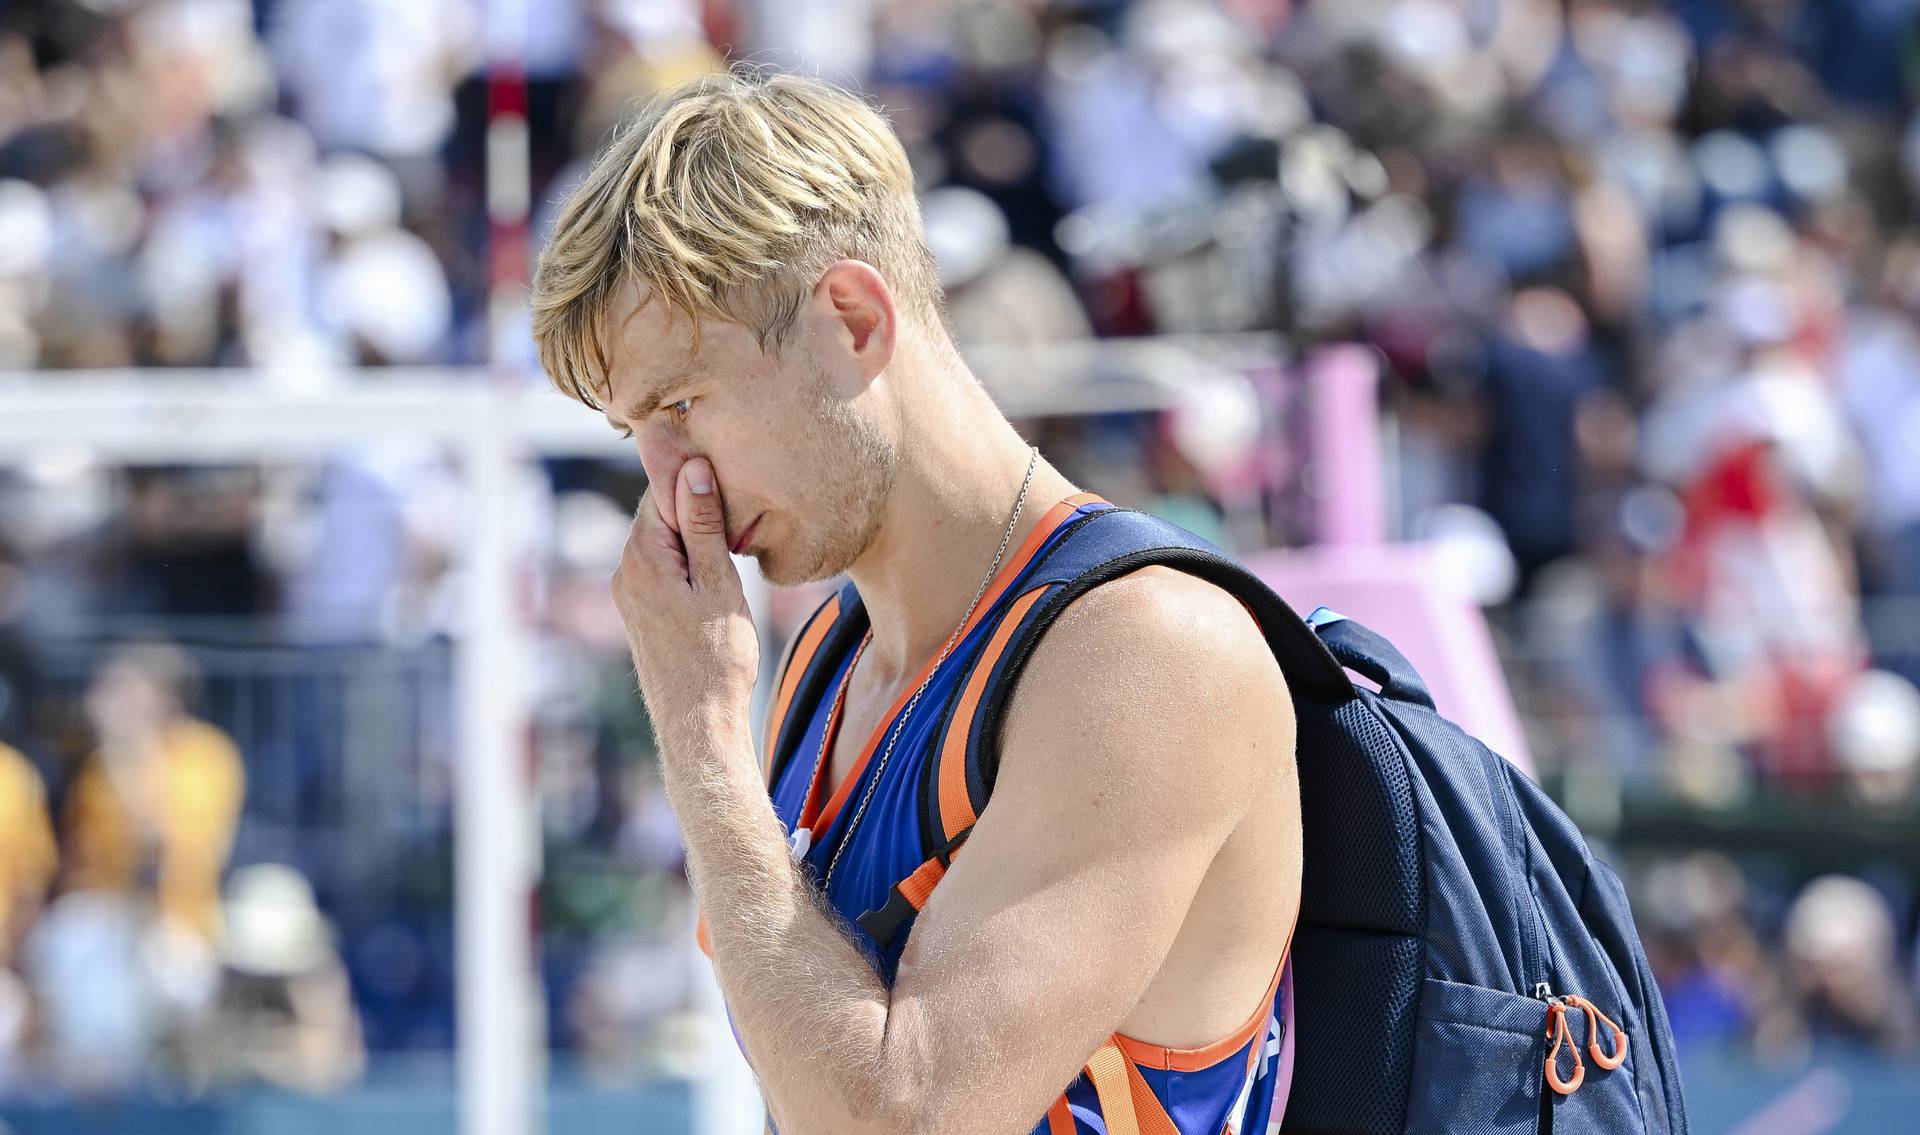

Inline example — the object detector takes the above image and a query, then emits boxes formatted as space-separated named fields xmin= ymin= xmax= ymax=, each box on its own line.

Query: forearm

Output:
xmin=656 ymin=711 xmax=907 ymax=1134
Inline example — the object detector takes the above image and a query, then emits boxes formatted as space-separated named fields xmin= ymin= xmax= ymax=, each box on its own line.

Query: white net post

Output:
xmin=466 ymin=0 xmax=540 ymax=1125
xmin=454 ymin=408 xmax=540 ymax=1135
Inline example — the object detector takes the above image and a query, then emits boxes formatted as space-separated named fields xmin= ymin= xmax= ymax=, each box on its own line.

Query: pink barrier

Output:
xmin=1247 ymin=543 xmax=1534 ymax=775
xmin=1261 ymin=347 xmax=1533 ymax=774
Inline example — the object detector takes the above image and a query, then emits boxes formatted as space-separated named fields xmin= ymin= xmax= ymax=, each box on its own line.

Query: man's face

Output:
xmin=599 ymin=280 xmax=898 ymax=587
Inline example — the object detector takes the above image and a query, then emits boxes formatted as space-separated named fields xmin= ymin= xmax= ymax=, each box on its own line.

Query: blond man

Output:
xmin=532 ymin=67 xmax=1301 ymax=1135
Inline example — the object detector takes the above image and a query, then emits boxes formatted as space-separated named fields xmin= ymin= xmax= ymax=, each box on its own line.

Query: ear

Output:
xmin=808 ymin=260 xmax=897 ymax=390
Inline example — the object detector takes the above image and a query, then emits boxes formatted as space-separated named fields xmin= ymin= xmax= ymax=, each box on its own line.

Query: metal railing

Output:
xmin=31 ymin=632 xmax=456 ymax=906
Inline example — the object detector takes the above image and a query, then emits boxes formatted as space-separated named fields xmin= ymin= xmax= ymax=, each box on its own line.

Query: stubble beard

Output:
xmin=753 ymin=368 xmax=898 ymax=587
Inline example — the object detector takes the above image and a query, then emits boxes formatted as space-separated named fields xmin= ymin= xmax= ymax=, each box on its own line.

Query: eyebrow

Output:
xmin=614 ymin=363 xmax=694 ymax=427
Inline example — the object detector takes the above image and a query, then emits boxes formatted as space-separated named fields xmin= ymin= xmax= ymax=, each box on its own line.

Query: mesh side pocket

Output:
xmin=1282 ymin=929 xmax=1419 ymax=1135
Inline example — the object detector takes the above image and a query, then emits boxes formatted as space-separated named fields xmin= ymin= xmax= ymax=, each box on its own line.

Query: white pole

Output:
xmin=462 ymin=0 xmax=538 ymax=1122
xmin=455 ymin=413 xmax=537 ymax=1135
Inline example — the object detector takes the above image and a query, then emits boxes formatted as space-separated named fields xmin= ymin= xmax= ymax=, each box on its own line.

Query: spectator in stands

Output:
xmin=920 ymin=185 xmax=1091 ymax=347
xmin=64 ymin=641 xmax=245 ymax=946
xmin=1827 ymin=668 xmax=1920 ymax=816
xmin=1839 ymin=236 xmax=1920 ymax=607
xmin=1638 ymin=852 xmax=1769 ymax=1056
xmin=19 ymin=888 xmax=156 ymax=1095
xmin=0 ymin=740 xmax=55 ymax=967
xmin=0 ymin=738 xmax=54 ymax=1092
xmin=1755 ymin=876 xmax=1920 ymax=1061
xmin=81 ymin=467 xmax=275 ymax=621
xmin=200 ymin=864 xmax=364 ymax=1093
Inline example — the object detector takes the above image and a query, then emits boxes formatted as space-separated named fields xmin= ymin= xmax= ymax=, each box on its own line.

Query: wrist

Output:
xmin=657 ymin=704 xmax=754 ymax=758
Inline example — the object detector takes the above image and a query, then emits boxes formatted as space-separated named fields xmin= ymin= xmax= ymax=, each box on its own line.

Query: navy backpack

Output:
xmin=891 ymin=506 xmax=1691 ymax=1134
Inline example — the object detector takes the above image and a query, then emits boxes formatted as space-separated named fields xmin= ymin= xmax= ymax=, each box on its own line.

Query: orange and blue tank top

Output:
xmin=697 ymin=491 xmax=1295 ymax=1134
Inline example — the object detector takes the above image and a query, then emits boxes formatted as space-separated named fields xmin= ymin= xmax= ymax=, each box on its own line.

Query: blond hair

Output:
xmin=531 ymin=65 xmax=946 ymax=410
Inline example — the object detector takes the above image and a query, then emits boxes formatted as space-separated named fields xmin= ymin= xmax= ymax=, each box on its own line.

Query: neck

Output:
xmin=843 ymin=357 xmax=1080 ymax=687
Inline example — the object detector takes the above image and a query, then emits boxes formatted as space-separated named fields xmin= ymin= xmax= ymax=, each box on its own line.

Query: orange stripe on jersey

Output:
xmin=807 ymin=492 xmax=1106 ymax=840
xmin=764 ymin=592 xmax=843 ymax=782
xmin=796 ymin=633 xmax=867 ymax=833
xmin=1045 ymin=1095 xmax=1076 ymax=1135
xmin=937 ymin=585 xmax=1048 ymax=840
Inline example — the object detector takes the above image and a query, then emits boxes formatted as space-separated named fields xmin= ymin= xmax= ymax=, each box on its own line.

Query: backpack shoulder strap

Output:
xmin=958 ymin=508 xmax=1352 ymax=812
xmin=854 ymin=508 xmax=1350 ymax=952
xmin=763 ymin=579 xmax=870 ymax=791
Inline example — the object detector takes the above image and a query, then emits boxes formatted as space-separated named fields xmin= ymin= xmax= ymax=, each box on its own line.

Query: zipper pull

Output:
xmin=1563 ymin=993 xmax=1630 ymax=1071
xmin=1545 ymin=998 xmax=1585 ymax=1095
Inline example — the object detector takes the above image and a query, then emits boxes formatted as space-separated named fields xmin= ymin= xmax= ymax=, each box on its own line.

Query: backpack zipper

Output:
xmin=1484 ymin=734 xmax=1549 ymax=995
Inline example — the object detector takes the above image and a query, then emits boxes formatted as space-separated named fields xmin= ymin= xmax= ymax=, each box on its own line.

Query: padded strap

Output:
xmin=859 ymin=508 xmax=1350 ymax=954
xmin=930 ymin=586 xmax=1052 ymax=846
xmin=967 ymin=508 xmax=1350 ymax=810
xmin=760 ymin=590 xmax=837 ymax=776
xmin=764 ymin=581 xmax=870 ymax=792
xmin=1308 ymin=608 xmax=1437 ymax=710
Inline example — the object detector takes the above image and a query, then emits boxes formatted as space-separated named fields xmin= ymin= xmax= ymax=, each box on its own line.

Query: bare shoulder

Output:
xmin=997 ymin=564 xmax=1295 ymax=811
xmin=1021 ymin=564 xmax=1290 ymax=700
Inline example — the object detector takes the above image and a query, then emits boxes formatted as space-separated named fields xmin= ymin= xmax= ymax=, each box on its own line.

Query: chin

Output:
xmin=748 ymin=545 xmax=799 ymax=588
xmin=756 ymin=539 xmax=856 ymax=589
xmin=758 ymin=555 xmax=829 ymax=589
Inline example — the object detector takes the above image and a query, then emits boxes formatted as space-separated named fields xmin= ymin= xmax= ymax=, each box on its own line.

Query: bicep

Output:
xmin=880 ymin=569 xmax=1289 ymax=1134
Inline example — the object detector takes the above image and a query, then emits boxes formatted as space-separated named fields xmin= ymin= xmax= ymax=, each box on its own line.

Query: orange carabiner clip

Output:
xmin=1566 ymin=994 xmax=1629 ymax=1071
xmin=1545 ymin=1002 xmax=1585 ymax=1096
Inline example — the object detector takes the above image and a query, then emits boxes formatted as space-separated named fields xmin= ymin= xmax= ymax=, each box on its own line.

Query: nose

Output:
xmin=635 ymin=431 xmax=692 ymax=531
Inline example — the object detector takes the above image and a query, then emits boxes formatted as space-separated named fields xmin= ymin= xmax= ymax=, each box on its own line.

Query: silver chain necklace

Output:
xmin=791 ymin=446 xmax=1040 ymax=893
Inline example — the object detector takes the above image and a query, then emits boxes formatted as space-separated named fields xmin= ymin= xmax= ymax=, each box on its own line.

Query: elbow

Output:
xmin=859 ymin=1094 xmax=952 ymax=1135
xmin=857 ymin=1073 xmax=1030 ymax=1135
xmin=849 ymin=1010 xmax=1028 ymax=1135
xmin=778 ymin=1045 xmax=928 ymax=1135
xmin=870 ymin=1100 xmax=1035 ymax=1135
xmin=850 ymin=1026 xmax=951 ymax=1135
xmin=847 ymin=1055 xmax=935 ymax=1135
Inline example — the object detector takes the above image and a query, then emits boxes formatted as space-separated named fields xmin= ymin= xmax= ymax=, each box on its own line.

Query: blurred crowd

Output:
xmin=0 ymin=641 xmax=364 ymax=1099
xmin=4 ymin=0 xmax=1920 ymax=1109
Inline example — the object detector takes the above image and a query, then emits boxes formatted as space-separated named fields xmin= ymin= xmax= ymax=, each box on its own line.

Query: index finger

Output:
xmin=643 ymin=481 xmax=679 ymax=534
xmin=630 ymin=483 xmax=690 ymax=572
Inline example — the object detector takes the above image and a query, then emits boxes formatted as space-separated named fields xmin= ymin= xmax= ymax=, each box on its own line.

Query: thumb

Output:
xmin=675 ymin=458 xmax=735 ymax=588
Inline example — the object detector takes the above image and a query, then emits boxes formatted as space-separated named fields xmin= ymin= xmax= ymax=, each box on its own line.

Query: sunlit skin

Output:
xmin=600 ymin=260 xmax=1302 ymax=1135
xmin=605 ymin=286 xmax=898 ymax=592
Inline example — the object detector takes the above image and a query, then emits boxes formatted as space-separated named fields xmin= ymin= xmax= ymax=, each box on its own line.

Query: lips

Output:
xmin=729 ymin=515 xmax=760 ymax=554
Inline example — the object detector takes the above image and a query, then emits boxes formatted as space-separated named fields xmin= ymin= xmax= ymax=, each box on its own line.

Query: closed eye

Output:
xmin=608 ymin=396 xmax=693 ymax=439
